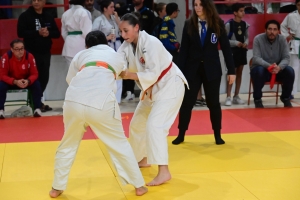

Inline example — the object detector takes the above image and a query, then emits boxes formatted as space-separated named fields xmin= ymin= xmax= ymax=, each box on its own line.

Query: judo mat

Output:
xmin=0 ymin=108 xmax=299 ymax=199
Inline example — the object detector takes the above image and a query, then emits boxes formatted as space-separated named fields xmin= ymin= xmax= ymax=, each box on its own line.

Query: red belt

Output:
xmin=141 ymin=62 xmax=172 ymax=100
xmin=267 ymin=64 xmax=276 ymax=89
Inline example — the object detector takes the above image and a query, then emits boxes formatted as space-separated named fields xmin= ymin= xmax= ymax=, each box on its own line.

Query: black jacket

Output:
xmin=17 ymin=6 xmax=60 ymax=54
xmin=119 ymin=5 xmax=154 ymax=34
xmin=178 ymin=20 xmax=235 ymax=82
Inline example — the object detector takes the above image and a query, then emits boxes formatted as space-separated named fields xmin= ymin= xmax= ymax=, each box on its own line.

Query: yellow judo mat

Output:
xmin=0 ymin=131 xmax=299 ymax=200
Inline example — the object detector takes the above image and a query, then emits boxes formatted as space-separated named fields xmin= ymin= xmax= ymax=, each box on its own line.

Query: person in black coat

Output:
xmin=172 ymin=0 xmax=236 ymax=145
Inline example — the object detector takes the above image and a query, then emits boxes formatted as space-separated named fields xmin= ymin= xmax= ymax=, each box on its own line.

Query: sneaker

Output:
xmin=224 ymin=97 xmax=232 ymax=106
xmin=281 ymin=97 xmax=293 ymax=107
xmin=124 ymin=91 xmax=135 ymax=101
xmin=33 ymin=108 xmax=42 ymax=117
xmin=254 ymin=99 xmax=264 ymax=108
xmin=195 ymin=98 xmax=206 ymax=106
xmin=232 ymin=95 xmax=245 ymax=105
xmin=0 ymin=110 xmax=5 ymax=119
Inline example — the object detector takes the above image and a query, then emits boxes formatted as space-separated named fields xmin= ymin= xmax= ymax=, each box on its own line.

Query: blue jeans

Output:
xmin=0 ymin=80 xmax=42 ymax=110
xmin=250 ymin=66 xmax=295 ymax=100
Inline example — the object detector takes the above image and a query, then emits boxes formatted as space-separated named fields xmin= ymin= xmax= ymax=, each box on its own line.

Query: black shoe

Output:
xmin=215 ymin=138 xmax=225 ymax=145
xmin=172 ymin=137 xmax=184 ymax=145
xmin=195 ymin=98 xmax=206 ymax=106
xmin=281 ymin=98 xmax=293 ymax=107
xmin=254 ymin=99 xmax=264 ymax=108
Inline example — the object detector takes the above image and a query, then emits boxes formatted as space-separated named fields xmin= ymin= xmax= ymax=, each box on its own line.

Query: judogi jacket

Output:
xmin=117 ymin=31 xmax=188 ymax=101
xmin=61 ymin=5 xmax=92 ymax=58
xmin=65 ymin=45 xmax=125 ymax=110
xmin=281 ymin=10 xmax=300 ymax=56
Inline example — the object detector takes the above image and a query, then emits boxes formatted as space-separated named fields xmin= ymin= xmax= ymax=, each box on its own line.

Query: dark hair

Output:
xmin=154 ymin=2 xmax=166 ymax=15
xmin=98 ymin=0 xmax=113 ymax=12
xmin=166 ymin=3 xmax=178 ymax=16
xmin=188 ymin=0 xmax=223 ymax=37
xmin=232 ymin=3 xmax=245 ymax=13
xmin=10 ymin=39 xmax=24 ymax=48
xmin=296 ymin=0 xmax=300 ymax=4
xmin=69 ymin=0 xmax=85 ymax=6
xmin=120 ymin=13 xmax=141 ymax=29
xmin=265 ymin=20 xmax=280 ymax=30
xmin=85 ymin=31 xmax=108 ymax=48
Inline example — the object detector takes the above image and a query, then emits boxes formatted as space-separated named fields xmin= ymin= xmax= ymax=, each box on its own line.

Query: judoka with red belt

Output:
xmin=118 ymin=13 xmax=188 ymax=186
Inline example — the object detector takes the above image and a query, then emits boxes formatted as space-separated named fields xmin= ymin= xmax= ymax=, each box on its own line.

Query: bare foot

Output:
xmin=49 ymin=188 xmax=63 ymax=198
xmin=138 ymin=157 xmax=151 ymax=168
xmin=146 ymin=171 xmax=171 ymax=186
xmin=135 ymin=186 xmax=148 ymax=196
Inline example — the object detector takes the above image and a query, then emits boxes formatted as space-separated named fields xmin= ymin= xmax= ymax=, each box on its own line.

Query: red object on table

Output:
xmin=267 ymin=64 xmax=276 ymax=89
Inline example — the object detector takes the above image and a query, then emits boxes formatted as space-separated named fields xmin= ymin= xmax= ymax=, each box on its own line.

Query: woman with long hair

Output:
xmin=118 ymin=13 xmax=188 ymax=186
xmin=172 ymin=0 xmax=236 ymax=145
xmin=92 ymin=0 xmax=123 ymax=103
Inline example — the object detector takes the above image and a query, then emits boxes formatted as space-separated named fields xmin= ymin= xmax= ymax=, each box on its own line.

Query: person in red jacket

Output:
xmin=0 ymin=39 xmax=43 ymax=119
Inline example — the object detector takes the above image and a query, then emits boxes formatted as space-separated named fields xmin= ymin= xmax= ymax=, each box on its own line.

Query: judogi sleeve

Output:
xmin=66 ymin=53 xmax=81 ymax=84
xmin=80 ymin=11 xmax=92 ymax=38
xmin=61 ymin=16 xmax=67 ymax=41
xmin=92 ymin=16 xmax=102 ymax=31
xmin=280 ymin=14 xmax=290 ymax=38
xmin=136 ymin=38 xmax=162 ymax=90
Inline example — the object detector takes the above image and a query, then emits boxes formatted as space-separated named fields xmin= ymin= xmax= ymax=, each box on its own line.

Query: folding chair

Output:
xmin=247 ymin=58 xmax=282 ymax=105
xmin=5 ymin=89 xmax=34 ymax=113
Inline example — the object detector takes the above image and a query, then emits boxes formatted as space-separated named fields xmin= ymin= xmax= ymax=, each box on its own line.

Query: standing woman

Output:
xmin=172 ymin=0 xmax=236 ymax=145
xmin=92 ymin=0 xmax=123 ymax=103
xmin=118 ymin=13 xmax=188 ymax=186
xmin=151 ymin=2 xmax=166 ymax=38
xmin=61 ymin=0 xmax=92 ymax=66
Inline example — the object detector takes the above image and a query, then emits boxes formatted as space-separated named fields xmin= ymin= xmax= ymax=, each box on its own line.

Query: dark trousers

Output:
xmin=250 ymin=66 xmax=294 ymax=100
xmin=178 ymin=66 xmax=222 ymax=132
xmin=32 ymin=52 xmax=51 ymax=93
xmin=0 ymin=80 xmax=43 ymax=110
xmin=123 ymin=80 xmax=135 ymax=94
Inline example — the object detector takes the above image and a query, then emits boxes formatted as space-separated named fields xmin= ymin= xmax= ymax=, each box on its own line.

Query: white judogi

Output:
xmin=118 ymin=31 xmax=188 ymax=165
xmin=61 ymin=5 xmax=92 ymax=66
xmin=92 ymin=14 xmax=122 ymax=103
xmin=281 ymin=11 xmax=300 ymax=95
xmin=52 ymin=45 xmax=145 ymax=190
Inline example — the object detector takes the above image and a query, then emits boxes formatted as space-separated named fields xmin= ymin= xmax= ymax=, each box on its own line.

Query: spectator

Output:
xmin=84 ymin=0 xmax=101 ymax=22
xmin=17 ymin=0 xmax=60 ymax=112
xmin=159 ymin=3 xmax=180 ymax=65
xmin=225 ymin=3 xmax=249 ymax=106
xmin=119 ymin=0 xmax=154 ymax=34
xmin=61 ymin=0 xmax=92 ymax=67
xmin=281 ymin=0 xmax=300 ymax=99
xmin=279 ymin=2 xmax=296 ymax=13
xmin=151 ymin=2 xmax=166 ymax=38
xmin=92 ymin=0 xmax=122 ymax=103
xmin=251 ymin=20 xmax=294 ymax=108
xmin=195 ymin=89 xmax=206 ymax=106
xmin=0 ymin=39 xmax=43 ymax=119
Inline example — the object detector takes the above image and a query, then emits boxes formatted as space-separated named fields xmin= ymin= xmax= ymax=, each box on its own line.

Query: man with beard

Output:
xmin=84 ymin=0 xmax=101 ymax=22
xmin=251 ymin=20 xmax=294 ymax=108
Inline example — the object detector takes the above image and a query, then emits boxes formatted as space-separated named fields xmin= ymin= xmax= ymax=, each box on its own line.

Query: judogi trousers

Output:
xmin=291 ymin=54 xmax=299 ymax=95
xmin=129 ymin=76 xmax=185 ymax=165
xmin=52 ymin=98 xmax=145 ymax=190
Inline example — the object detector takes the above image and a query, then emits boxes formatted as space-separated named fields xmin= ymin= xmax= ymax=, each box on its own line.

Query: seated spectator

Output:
xmin=159 ymin=2 xmax=180 ymax=65
xmin=251 ymin=20 xmax=294 ymax=108
xmin=0 ymin=39 xmax=43 ymax=119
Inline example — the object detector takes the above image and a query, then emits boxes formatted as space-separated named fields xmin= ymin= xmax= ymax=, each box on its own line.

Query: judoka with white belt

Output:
xmin=118 ymin=13 xmax=188 ymax=186
xmin=49 ymin=31 xmax=148 ymax=198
